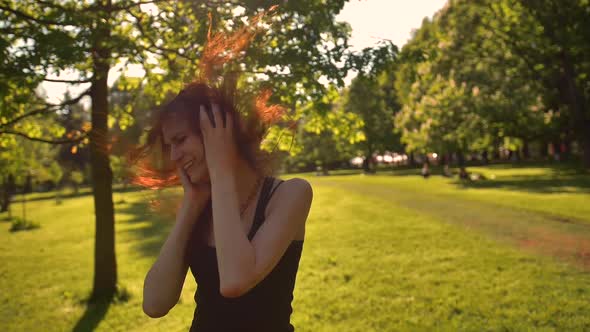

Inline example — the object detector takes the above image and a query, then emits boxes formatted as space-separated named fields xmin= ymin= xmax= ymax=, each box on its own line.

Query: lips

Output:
xmin=183 ymin=160 xmax=194 ymax=171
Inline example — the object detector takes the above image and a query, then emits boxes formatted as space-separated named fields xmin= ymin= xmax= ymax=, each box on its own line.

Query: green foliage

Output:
xmin=109 ymin=155 xmax=132 ymax=185
xmin=393 ymin=0 xmax=563 ymax=158
xmin=9 ymin=216 xmax=40 ymax=232
xmin=69 ymin=171 xmax=84 ymax=186
xmin=1 ymin=0 xmax=353 ymax=149
xmin=345 ymin=72 xmax=402 ymax=157
xmin=282 ymin=87 xmax=364 ymax=172
xmin=0 ymin=129 xmax=62 ymax=187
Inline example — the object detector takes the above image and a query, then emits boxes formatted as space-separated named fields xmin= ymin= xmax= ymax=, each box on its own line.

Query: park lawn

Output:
xmin=0 ymin=165 xmax=589 ymax=331
xmin=307 ymin=162 xmax=590 ymax=225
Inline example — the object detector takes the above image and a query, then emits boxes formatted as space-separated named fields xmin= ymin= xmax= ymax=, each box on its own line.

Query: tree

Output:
xmin=0 ymin=127 xmax=63 ymax=211
xmin=394 ymin=1 xmax=553 ymax=173
xmin=430 ymin=0 xmax=590 ymax=166
xmin=284 ymin=88 xmax=363 ymax=174
xmin=1 ymin=0 xmax=353 ymax=301
xmin=494 ymin=0 xmax=590 ymax=166
xmin=343 ymin=41 xmax=401 ymax=173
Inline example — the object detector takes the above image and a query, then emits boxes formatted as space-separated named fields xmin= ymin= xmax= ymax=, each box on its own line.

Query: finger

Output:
xmin=200 ymin=105 xmax=215 ymax=130
xmin=202 ymin=104 xmax=216 ymax=129
xmin=177 ymin=167 xmax=188 ymax=183
xmin=225 ymin=111 xmax=233 ymax=132
xmin=211 ymin=103 xmax=225 ymax=129
xmin=211 ymin=103 xmax=221 ymax=129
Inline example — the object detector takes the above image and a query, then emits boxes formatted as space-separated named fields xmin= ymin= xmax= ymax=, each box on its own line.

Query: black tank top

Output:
xmin=186 ymin=176 xmax=304 ymax=332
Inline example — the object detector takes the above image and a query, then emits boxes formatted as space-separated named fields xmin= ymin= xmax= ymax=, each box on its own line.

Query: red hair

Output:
xmin=127 ymin=7 xmax=291 ymax=222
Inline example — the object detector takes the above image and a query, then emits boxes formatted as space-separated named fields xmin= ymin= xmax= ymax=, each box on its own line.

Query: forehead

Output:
xmin=161 ymin=112 xmax=192 ymax=144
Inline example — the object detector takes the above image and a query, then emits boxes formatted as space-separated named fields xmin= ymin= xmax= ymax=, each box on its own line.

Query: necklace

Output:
xmin=239 ymin=176 xmax=263 ymax=218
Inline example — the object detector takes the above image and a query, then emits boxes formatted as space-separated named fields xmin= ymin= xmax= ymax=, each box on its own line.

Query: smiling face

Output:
xmin=161 ymin=112 xmax=210 ymax=185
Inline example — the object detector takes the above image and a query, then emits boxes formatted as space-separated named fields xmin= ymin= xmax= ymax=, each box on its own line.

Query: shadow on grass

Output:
xmin=72 ymin=295 xmax=113 ymax=332
xmin=452 ymin=168 xmax=590 ymax=194
xmin=310 ymin=166 xmax=424 ymax=177
xmin=116 ymin=195 xmax=180 ymax=258
xmin=11 ymin=185 xmax=147 ymax=204
xmin=314 ymin=162 xmax=590 ymax=194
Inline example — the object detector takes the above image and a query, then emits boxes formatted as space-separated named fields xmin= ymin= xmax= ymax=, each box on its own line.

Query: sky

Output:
xmin=41 ymin=0 xmax=448 ymax=104
xmin=336 ymin=0 xmax=447 ymax=51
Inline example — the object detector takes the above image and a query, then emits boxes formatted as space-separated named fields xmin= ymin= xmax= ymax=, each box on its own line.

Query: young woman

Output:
xmin=137 ymin=79 xmax=312 ymax=330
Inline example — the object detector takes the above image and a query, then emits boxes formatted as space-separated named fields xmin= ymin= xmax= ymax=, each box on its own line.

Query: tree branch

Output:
xmin=0 ymin=4 xmax=76 ymax=26
xmin=124 ymin=8 xmax=195 ymax=60
xmin=43 ymin=77 xmax=93 ymax=84
xmin=0 ymin=129 xmax=88 ymax=144
xmin=33 ymin=0 xmax=73 ymax=12
xmin=107 ymin=0 xmax=168 ymax=13
xmin=0 ymin=89 xmax=90 ymax=129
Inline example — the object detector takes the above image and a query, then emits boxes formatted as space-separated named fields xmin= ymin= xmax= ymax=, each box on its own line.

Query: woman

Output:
xmin=137 ymin=79 xmax=312 ymax=331
xmin=133 ymin=9 xmax=312 ymax=329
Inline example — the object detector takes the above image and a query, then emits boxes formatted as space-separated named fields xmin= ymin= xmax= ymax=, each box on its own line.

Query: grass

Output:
xmin=1 ymin=163 xmax=589 ymax=331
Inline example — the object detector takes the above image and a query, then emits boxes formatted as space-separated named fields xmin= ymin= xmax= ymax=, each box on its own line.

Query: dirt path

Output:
xmin=320 ymin=179 xmax=590 ymax=270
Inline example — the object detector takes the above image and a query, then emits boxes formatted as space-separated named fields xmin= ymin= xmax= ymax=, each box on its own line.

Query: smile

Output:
xmin=183 ymin=160 xmax=194 ymax=171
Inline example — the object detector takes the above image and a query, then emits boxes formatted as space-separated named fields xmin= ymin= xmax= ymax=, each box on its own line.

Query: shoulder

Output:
xmin=276 ymin=177 xmax=312 ymax=200
xmin=266 ymin=177 xmax=313 ymax=215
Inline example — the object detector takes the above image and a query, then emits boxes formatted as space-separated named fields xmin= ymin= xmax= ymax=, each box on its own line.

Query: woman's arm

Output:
xmin=142 ymin=193 xmax=209 ymax=318
xmin=211 ymin=176 xmax=312 ymax=298
xmin=199 ymin=104 xmax=312 ymax=298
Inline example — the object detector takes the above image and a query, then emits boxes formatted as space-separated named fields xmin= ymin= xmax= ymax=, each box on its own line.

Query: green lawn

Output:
xmin=1 ymin=164 xmax=589 ymax=331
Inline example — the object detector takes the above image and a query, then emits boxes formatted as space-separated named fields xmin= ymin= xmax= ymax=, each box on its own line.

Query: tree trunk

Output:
xmin=1 ymin=182 xmax=7 ymax=213
xmin=408 ymin=152 xmax=416 ymax=167
xmin=561 ymin=138 xmax=571 ymax=161
xmin=552 ymin=139 xmax=561 ymax=161
xmin=581 ymin=130 xmax=590 ymax=168
xmin=521 ymin=141 xmax=530 ymax=160
xmin=1 ymin=174 xmax=15 ymax=213
xmin=481 ymin=150 xmax=489 ymax=165
xmin=363 ymin=142 xmax=374 ymax=174
xmin=442 ymin=153 xmax=452 ymax=177
xmin=89 ymin=17 xmax=117 ymax=302
xmin=539 ymin=141 xmax=546 ymax=158
xmin=321 ymin=161 xmax=329 ymax=176
xmin=457 ymin=151 xmax=469 ymax=179
xmin=362 ymin=156 xmax=371 ymax=173
xmin=558 ymin=51 xmax=590 ymax=168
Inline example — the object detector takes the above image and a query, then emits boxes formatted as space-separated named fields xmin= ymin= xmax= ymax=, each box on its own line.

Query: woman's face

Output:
xmin=161 ymin=113 xmax=209 ymax=185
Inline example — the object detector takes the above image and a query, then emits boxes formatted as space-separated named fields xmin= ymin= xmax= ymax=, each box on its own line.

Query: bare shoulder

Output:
xmin=266 ymin=177 xmax=313 ymax=220
xmin=264 ymin=177 xmax=312 ymax=241
xmin=273 ymin=177 xmax=313 ymax=204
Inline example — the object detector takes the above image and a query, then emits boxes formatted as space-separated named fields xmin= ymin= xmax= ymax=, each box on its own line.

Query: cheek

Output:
xmin=187 ymin=135 xmax=205 ymax=159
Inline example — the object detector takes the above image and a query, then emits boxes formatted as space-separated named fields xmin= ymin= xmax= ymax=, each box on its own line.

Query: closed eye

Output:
xmin=170 ymin=136 xmax=186 ymax=145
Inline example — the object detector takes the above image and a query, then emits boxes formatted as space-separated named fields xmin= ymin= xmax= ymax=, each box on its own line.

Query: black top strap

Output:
xmin=247 ymin=176 xmax=285 ymax=241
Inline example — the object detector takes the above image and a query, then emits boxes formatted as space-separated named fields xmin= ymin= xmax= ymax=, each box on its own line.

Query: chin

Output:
xmin=189 ymin=170 xmax=209 ymax=186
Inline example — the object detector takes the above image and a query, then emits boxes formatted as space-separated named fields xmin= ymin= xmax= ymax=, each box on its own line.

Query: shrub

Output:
xmin=9 ymin=217 xmax=40 ymax=232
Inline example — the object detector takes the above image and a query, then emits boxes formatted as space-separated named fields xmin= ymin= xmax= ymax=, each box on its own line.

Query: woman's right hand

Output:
xmin=177 ymin=167 xmax=211 ymax=212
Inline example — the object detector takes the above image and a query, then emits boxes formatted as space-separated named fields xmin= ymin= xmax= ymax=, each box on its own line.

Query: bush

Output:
xmin=9 ymin=217 xmax=40 ymax=232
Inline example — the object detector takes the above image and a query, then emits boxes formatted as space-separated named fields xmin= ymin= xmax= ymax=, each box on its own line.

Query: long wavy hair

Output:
xmin=128 ymin=7 xmax=292 ymax=237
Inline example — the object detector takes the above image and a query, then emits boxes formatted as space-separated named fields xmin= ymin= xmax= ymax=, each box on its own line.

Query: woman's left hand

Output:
xmin=199 ymin=103 xmax=239 ymax=182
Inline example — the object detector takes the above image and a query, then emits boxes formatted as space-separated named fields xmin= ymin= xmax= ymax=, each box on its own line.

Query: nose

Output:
xmin=170 ymin=144 xmax=182 ymax=164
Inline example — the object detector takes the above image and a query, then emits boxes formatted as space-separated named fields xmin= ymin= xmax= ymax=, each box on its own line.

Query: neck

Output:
xmin=233 ymin=159 xmax=263 ymax=213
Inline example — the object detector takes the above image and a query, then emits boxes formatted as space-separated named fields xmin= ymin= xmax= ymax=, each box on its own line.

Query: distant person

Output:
xmin=133 ymin=10 xmax=313 ymax=331
xmin=459 ymin=168 xmax=469 ymax=180
xmin=421 ymin=161 xmax=430 ymax=178
xmin=441 ymin=154 xmax=452 ymax=177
